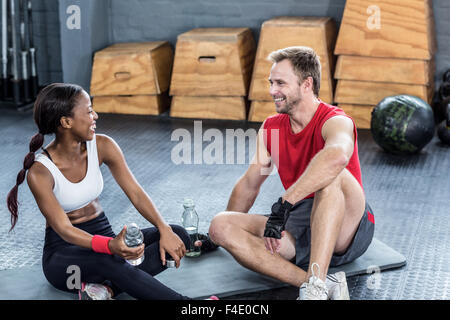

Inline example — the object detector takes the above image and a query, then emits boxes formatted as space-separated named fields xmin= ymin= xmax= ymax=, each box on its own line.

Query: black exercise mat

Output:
xmin=0 ymin=238 xmax=405 ymax=300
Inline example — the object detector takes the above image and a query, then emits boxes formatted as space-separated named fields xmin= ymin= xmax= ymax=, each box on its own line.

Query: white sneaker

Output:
xmin=78 ymin=282 xmax=114 ymax=300
xmin=298 ymin=263 xmax=328 ymax=300
xmin=326 ymin=271 xmax=350 ymax=300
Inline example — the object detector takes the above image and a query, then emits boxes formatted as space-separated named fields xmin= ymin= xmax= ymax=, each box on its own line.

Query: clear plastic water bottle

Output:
xmin=124 ymin=223 xmax=145 ymax=266
xmin=181 ymin=198 xmax=201 ymax=257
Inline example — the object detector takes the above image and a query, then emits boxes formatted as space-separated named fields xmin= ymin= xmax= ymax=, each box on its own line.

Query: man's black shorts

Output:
xmin=279 ymin=198 xmax=375 ymax=270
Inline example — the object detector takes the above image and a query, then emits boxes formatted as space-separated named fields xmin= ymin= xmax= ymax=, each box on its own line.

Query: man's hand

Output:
xmin=263 ymin=198 xmax=293 ymax=253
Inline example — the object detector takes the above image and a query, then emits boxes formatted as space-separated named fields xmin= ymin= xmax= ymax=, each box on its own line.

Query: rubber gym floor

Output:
xmin=0 ymin=107 xmax=449 ymax=300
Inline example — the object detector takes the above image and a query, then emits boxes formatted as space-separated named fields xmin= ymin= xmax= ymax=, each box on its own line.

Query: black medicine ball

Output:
xmin=370 ymin=95 xmax=435 ymax=155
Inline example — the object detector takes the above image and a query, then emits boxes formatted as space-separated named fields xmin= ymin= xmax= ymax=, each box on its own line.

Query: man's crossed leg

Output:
xmin=209 ymin=169 xmax=372 ymax=300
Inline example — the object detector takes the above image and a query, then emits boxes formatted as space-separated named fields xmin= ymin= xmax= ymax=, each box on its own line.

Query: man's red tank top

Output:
xmin=263 ymin=101 xmax=363 ymax=199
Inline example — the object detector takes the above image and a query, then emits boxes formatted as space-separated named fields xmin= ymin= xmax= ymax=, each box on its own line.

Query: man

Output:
xmin=208 ymin=46 xmax=375 ymax=300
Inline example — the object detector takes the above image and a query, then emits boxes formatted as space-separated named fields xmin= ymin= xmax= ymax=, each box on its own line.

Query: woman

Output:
xmin=6 ymin=83 xmax=195 ymax=300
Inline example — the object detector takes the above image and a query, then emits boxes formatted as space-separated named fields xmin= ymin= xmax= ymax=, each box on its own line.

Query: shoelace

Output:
xmin=311 ymin=262 xmax=321 ymax=279
xmin=307 ymin=278 xmax=328 ymax=299
xmin=89 ymin=286 xmax=104 ymax=297
xmin=303 ymin=263 xmax=328 ymax=299
xmin=84 ymin=283 xmax=111 ymax=300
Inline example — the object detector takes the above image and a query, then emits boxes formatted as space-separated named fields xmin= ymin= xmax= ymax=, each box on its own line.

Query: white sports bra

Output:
xmin=34 ymin=134 xmax=104 ymax=213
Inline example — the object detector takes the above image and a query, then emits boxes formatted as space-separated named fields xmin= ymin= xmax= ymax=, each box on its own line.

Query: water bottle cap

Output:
xmin=183 ymin=198 xmax=195 ymax=208
xmin=166 ymin=259 xmax=176 ymax=268
xmin=127 ymin=223 xmax=140 ymax=236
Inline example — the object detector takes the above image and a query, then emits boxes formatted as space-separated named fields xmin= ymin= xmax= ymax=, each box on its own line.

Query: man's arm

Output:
xmin=282 ymin=116 xmax=355 ymax=204
xmin=226 ymin=122 xmax=273 ymax=212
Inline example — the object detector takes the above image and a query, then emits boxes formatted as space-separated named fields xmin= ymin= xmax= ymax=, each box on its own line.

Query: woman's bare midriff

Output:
xmin=45 ymin=199 xmax=104 ymax=228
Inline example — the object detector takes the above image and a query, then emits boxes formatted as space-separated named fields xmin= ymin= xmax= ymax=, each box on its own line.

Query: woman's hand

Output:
xmin=108 ymin=226 xmax=145 ymax=260
xmin=159 ymin=225 xmax=186 ymax=268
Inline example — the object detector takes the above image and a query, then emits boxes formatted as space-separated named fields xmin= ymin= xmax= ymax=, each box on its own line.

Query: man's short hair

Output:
xmin=268 ymin=46 xmax=321 ymax=97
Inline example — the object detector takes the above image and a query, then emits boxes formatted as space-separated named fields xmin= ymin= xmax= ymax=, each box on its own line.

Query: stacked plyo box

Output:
xmin=334 ymin=0 xmax=436 ymax=129
xmin=169 ymin=28 xmax=256 ymax=120
xmin=248 ymin=17 xmax=337 ymax=122
xmin=90 ymin=42 xmax=173 ymax=115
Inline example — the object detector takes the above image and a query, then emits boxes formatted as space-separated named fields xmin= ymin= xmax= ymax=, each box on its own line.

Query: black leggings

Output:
xmin=42 ymin=212 xmax=191 ymax=300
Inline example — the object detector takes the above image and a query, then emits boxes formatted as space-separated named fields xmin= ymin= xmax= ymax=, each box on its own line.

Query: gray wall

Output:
xmin=110 ymin=0 xmax=346 ymax=45
xmin=109 ymin=0 xmax=450 ymax=89
xmin=3 ymin=0 xmax=450 ymax=92
xmin=58 ymin=0 xmax=110 ymax=88
xmin=433 ymin=0 xmax=450 ymax=85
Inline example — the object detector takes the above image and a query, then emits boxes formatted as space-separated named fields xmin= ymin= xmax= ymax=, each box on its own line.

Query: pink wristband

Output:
xmin=92 ymin=235 xmax=113 ymax=255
